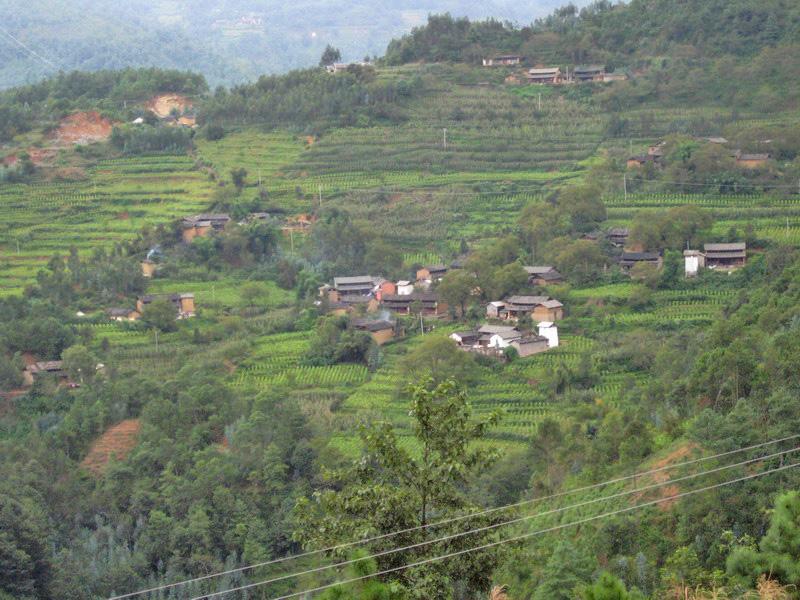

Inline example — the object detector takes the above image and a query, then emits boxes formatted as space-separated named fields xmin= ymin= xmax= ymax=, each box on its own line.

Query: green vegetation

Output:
xmin=2 ymin=1 xmax=800 ymax=599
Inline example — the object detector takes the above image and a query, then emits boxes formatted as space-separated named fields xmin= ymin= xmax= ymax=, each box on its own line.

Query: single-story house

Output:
xmin=450 ymin=331 xmax=481 ymax=346
xmin=452 ymin=323 xmax=556 ymax=357
xmin=141 ymin=259 xmax=157 ymax=278
xmin=416 ymin=265 xmax=448 ymax=283
xmin=607 ymin=228 xmax=630 ymax=248
xmin=396 ymin=280 xmax=415 ymax=296
xmin=23 ymin=361 xmax=68 ymax=386
xmin=486 ymin=301 xmax=507 ymax=318
xmin=483 ymin=55 xmax=522 ymax=67
xmin=181 ymin=214 xmax=231 ymax=243
xmin=704 ymin=242 xmax=746 ymax=269
xmin=735 ymin=152 xmax=770 ymax=169
xmin=137 ymin=293 xmax=196 ymax=318
xmin=523 ymin=266 xmax=565 ymax=286
xmin=491 ymin=296 xmax=564 ymax=322
xmin=574 ymin=65 xmax=605 ymax=82
xmin=527 ymin=67 xmax=562 ymax=84
xmin=512 ymin=335 xmax=551 ymax=357
xmin=619 ymin=252 xmax=663 ymax=272
xmin=335 ymin=295 xmax=380 ymax=313
xmin=382 ymin=292 xmax=447 ymax=316
xmin=627 ymin=154 xmax=661 ymax=168
xmin=326 ymin=61 xmax=369 ymax=74
xmin=107 ymin=308 xmax=141 ymax=321
xmin=353 ymin=319 xmax=395 ymax=345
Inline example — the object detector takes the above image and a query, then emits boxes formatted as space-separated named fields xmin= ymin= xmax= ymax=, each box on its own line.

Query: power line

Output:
xmin=139 ymin=445 xmax=800 ymax=599
xmin=240 ymin=461 xmax=800 ymax=600
xmin=0 ymin=26 xmax=60 ymax=71
xmin=108 ymin=434 xmax=800 ymax=599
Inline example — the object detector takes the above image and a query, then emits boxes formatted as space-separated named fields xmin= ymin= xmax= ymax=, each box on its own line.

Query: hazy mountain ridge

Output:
xmin=0 ymin=0 xmax=583 ymax=89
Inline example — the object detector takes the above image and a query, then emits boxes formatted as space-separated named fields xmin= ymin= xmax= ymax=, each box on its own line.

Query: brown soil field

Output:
xmin=51 ymin=111 xmax=114 ymax=146
xmin=81 ymin=418 xmax=141 ymax=475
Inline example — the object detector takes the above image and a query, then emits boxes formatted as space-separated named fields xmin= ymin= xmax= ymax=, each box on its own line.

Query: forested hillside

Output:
xmin=1 ymin=0 xmax=800 ymax=599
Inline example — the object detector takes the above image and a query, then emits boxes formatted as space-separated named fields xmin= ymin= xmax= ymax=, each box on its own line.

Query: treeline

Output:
xmin=198 ymin=67 xmax=422 ymax=134
xmin=384 ymin=2 xmax=800 ymax=111
xmin=386 ymin=1 xmax=800 ymax=66
xmin=0 ymin=68 xmax=207 ymax=141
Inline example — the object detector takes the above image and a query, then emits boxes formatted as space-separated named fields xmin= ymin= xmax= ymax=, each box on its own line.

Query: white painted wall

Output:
xmin=538 ymin=322 xmax=559 ymax=348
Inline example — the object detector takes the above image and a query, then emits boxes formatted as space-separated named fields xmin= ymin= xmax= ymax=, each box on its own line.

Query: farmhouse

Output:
xmin=620 ymin=252 xmax=663 ymax=271
xmin=381 ymin=292 xmax=447 ymax=316
xmin=326 ymin=62 xmax=369 ymax=73
xmin=416 ymin=265 xmax=448 ymax=284
xmin=527 ymin=67 xmax=562 ymax=84
xmin=704 ymin=242 xmax=747 ymax=269
xmin=483 ymin=55 xmax=522 ymax=66
xmin=326 ymin=276 xmax=378 ymax=302
xmin=136 ymin=293 xmax=196 ymax=318
xmin=281 ymin=214 xmax=315 ymax=234
xmin=353 ymin=319 xmax=395 ymax=345
xmin=181 ymin=214 xmax=231 ymax=243
xmin=734 ymin=152 xmax=770 ymax=169
xmin=450 ymin=330 xmax=481 ymax=346
xmin=23 ymin=361 xmax=68 ymax=386
xmin=107 ymin=308 xmax=140 ymax=321
xmin=451 ymin=323 xmax=557 ymax=357
xmin=574 ymin=65 xmax=605 ymax=82
xmin=627 ymin=154 xmax=661 ymax=168
xmin=489 ymin=296 xmax=564 ymax=322
xmin=396 ymin=280 xmax=415 ymax=295
xmin=523 ymin=266 xmax=565 ymax=286
xmin=606 ymin=228 xmax=630 ymax=247
xmin=141 ymin=259 xmax=157 ymax=278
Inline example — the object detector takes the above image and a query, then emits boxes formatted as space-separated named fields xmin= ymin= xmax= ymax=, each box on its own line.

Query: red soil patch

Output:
xmin=633 ymin=442 xmax=699 ymax=510
xmin=81 ymin=418 xmax=141 ymax=475
xmin=147 ymin=94 xmax=193 ymax=119
xmin=51 ymin=111 xmax=114 ymax=146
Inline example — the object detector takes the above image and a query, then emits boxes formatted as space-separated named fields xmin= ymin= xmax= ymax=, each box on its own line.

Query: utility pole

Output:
xmin=419 ymin=312 xmax=424 ymax=335
xmin=290 ymin=229 xmax=295 ymax=254
xmin=623 ymin=174 xmax=628 ymax=202
xmin=154 ymin=329 xmax=159 ymax=351
xmin=537 ymin=93 xmax=542 ymax=111
xmin=442 ymin=128 xmax=447 ymax=150
xmin=318 ymin=185 xmax=323 ymax=207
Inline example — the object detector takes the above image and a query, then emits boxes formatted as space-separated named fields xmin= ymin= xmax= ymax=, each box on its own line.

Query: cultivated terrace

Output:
xmin=2 ymin=1 xmax=800 ymax=599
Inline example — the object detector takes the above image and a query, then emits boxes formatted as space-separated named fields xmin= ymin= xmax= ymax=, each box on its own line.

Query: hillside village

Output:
xmin=2 ymin=2 xmax=800 ymax=598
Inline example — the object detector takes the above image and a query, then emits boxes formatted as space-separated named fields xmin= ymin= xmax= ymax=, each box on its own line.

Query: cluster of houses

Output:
xmin=581 ymin=225 xmax=748 ymax=276
xmin=450 ymin=322 xmax=559 ymax=358
xmin=627 ymin=139 xmax=771 ymax=170
xmin=482 ymin=57 xmax=627 ymax=85
xmin=316 ymin=262 xmax=567 ymax=358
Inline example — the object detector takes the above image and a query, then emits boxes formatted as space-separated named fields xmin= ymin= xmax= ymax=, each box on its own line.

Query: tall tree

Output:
xmin=294 ymin=379 xmax=503 ymax=597
xmin=319 ymin=45 xmax=342 ymax=67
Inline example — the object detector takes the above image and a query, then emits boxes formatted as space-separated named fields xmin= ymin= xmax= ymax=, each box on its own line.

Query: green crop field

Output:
xmin=0 ymin=154 xmax=214 ymax=294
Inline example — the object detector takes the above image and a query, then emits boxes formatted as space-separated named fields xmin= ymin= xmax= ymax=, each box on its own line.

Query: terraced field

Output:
xmin=0 ymin=154 xmax=214 ymax=294
xmin=604 ymin=191 xmax=800 ymax=245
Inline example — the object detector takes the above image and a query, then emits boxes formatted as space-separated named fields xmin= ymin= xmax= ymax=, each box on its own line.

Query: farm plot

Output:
xmin=604 ymin=192 xmax=800 ymax=246
xmin=0 ymin=154 xmax=214 ymax=294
